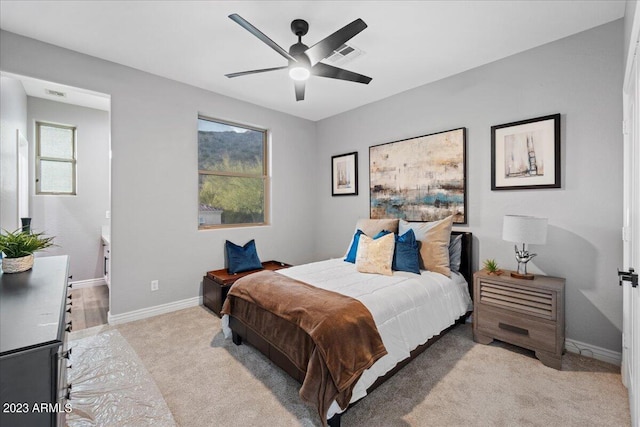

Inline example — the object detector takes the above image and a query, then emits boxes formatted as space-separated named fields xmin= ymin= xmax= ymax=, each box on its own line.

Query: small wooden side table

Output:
xmin=473 ymin=269 xmax=565 ymax=369
xmin=203 ymin=260 xmax=291 ymax=317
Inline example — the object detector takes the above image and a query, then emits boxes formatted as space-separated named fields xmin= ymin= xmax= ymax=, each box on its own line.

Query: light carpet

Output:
xmin=74 ymin=306 xmax=630 ymax=426
xmin=67 ymin=329 xmax=176 ymax=426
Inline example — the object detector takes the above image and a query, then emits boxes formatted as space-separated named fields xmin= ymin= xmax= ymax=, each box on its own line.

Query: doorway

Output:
xmin=0 ymin=72 xmax=112 ymax=330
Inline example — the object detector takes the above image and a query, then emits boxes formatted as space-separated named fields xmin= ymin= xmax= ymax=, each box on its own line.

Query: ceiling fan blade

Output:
xmin=294 ymin=80 xmax=305 ymax=101
xmin=229 ymin=14 xmax=297 ymax=62
xmin=312 ymin=62 xmax=372 ymax=84
xmin=225 ymin=66 xmax=289 ymax=78
xmin=305 ymin=18 xmax=367 ymax=66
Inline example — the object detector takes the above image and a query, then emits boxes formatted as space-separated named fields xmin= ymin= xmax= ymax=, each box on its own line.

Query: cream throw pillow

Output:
xmin=355 ymin=232 xmax=395 ymax=276
xmin=344 ymin=218 xmax=400 ymax=257
xmin=399 ymin=216 xmax=453 ymax=277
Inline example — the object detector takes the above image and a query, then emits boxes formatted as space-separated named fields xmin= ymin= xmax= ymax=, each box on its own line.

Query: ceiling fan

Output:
xmin=225 ymin=13 xmax=372 ymax=101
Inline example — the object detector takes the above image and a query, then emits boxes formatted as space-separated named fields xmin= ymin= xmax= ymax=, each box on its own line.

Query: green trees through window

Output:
xmin=198 ymin=117 xmax=268 ymax=228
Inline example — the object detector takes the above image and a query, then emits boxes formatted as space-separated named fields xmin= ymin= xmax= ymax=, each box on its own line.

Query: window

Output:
xmin=198 ymin=116 xmax=268 ymax=228
xmin=36 ymin=122 xmax=77 ymax=195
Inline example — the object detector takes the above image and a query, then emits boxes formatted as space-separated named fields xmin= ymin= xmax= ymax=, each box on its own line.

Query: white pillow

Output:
xmin=355 ymin=233 xmax=395 ymax=276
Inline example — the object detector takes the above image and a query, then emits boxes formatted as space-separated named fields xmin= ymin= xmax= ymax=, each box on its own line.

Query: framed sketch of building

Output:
xmin=491 ymin=114 xmax=561 ymax=190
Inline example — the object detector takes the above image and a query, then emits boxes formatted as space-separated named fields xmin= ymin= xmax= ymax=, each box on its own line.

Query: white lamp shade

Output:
xmin=502 ymin=215 xmax=548 ymax=245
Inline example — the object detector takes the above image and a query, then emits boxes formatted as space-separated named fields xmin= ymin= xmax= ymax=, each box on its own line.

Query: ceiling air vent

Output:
xmin=325 ymin=43 xmax=364 ymax=66
xmin=45 ymin=89 xmax=67 ymax=98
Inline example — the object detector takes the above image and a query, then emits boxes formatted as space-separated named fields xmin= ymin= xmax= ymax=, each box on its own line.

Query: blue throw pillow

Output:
xmin=373 ymin=230 xmax=392 ymax=239
xmin=344 ymin=229 xmax=365 ymax=263
xmin=392 ymin=229 xmax=421 ymax=274
xmin=225 ymin=239 xmax=263 ymax=274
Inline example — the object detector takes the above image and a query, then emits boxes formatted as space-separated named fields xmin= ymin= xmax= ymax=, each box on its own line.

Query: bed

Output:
xmin=221 ymin=222 xmax=473 ymax=427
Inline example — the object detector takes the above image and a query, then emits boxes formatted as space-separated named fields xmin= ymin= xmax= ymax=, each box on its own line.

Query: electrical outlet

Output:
xmin=106 ymin=210 xmax=111 ymax=219
xmin=151 ymin=280 xmax=159 ymax=291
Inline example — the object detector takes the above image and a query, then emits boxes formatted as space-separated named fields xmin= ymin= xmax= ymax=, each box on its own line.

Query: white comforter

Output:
xmin=222 ymin=258 xmax=472 ymax=418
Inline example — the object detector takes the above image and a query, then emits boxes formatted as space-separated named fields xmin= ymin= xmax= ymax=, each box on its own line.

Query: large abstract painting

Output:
xmin=369 ymin=128 xmax=467 ymax=224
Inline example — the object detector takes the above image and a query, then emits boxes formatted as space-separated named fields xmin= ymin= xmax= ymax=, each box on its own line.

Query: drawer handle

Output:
xmin=498 ymin=322 xmax=529 ymax=336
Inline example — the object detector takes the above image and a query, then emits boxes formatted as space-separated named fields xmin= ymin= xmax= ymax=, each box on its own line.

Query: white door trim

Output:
xmin=622 ymin=9 xmax=640 ymax=424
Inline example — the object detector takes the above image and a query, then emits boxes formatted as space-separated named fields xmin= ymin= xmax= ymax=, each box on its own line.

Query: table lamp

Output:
xmin=502 ymin=215 xmax=548 ymax=280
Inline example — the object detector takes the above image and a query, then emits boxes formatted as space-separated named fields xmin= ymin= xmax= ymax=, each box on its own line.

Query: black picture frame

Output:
xmin=331 ymin=152 xmax=358 ymax=196
xmin=491 ymin=114 xmax=561 ymax=190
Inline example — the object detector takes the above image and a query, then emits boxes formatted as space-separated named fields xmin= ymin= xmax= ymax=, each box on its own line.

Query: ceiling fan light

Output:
xmin=289 ymin=66 xmax=310 ymax=81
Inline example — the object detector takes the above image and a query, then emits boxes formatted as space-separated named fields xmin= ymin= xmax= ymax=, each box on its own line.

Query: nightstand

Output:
xmin=203 ymin=260 xmax=291 ymax=317
xmin=473 ymin=270 xmax=565 ymax=369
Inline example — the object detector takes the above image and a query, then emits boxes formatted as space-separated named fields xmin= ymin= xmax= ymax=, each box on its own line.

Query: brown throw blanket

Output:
xmin=221 ymin=270 xmax=387 ymax=425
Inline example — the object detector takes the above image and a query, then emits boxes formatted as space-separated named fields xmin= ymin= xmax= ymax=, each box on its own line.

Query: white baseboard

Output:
xmin=107 ymin=296 xmax=202 ymax=325
xmin=565 ymin=338 xmax=622 ymax=366
xmin=108 ymin=299 xmax=620 ymax=366
xmin=70 ymin=277 xmax=107 ymax=289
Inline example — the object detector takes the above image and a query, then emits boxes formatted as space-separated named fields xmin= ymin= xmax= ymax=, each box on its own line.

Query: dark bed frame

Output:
xmin=229 ymin=231 xmax=473 ymax=426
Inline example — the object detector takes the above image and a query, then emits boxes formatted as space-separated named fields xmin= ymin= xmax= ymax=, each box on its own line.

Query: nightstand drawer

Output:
xmin=477 ymin=304 xmax=557 ymax=353
xmin=478 ymin=280 xmax=556 ymax=321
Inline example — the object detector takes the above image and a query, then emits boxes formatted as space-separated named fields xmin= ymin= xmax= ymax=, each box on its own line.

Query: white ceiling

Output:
xmin=1 ymin=72 xmax=111 ymax=111
xmin=0 ymin=1 xmax=626 ymax=121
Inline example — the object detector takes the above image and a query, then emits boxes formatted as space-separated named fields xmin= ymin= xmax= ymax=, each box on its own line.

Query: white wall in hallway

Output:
xmin=27 ymin=97 xmax=110 ymax=281
xmin=0 ymin=76 xmax=27 ymax=232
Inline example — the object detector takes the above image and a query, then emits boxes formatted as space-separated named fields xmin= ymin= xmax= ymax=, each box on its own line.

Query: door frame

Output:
xmin=622 ymin=6 xmax=640 ymax=425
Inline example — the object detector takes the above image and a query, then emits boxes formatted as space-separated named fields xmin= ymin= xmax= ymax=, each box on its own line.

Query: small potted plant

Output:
xmin=0 ymin=228 xmax=55 ymax=273
xmin=483 ymin=258 xmax=503 ymax=276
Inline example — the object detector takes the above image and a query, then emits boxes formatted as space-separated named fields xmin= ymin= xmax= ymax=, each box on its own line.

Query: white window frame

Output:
xmin=35 ymin=121 xmax=77 ymax=195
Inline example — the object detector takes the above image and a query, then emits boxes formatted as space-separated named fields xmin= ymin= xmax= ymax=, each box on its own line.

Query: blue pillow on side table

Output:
xmin=225 ymin=239 xmax=263 ymax=274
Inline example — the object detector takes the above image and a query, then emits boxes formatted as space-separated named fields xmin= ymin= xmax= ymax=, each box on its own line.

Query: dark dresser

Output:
xmin=0 ymin=255 xmax=72 ymax=427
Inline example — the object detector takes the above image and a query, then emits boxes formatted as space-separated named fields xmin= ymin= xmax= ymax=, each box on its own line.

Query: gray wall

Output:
xmin=0 ymin=30 xmax=318 ymax=315
xmin=0 ymin=19 xmax=625 ymax=352
xmin=0 ymin=76 xmax=27 ymax=232
xmin=625 ymin=0 xmax=638 ymax=74
xmin=27 ymin=97 xmax=110 ymax=281
xmin=315 ymin=20 xmax=624 ymax=352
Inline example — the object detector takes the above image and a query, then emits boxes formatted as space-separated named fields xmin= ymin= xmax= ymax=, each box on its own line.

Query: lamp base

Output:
xmin=511 ymin=271 xmax=535 ymax=280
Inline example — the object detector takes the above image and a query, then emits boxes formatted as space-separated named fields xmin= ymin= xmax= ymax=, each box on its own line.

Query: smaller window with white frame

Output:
xmin=36 ymin=121 xmax=77 ymax=195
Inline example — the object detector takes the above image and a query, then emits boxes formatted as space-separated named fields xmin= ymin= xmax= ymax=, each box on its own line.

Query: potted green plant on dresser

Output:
xmin=0 ymin=228 xmax=55 ymax=273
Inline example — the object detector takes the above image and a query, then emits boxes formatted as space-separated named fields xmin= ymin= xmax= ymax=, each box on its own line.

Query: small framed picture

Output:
xmin=491 ymin=114 xmax=561 ymax=190
xmin=331 ymin=152 xmax=358 ymax=196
